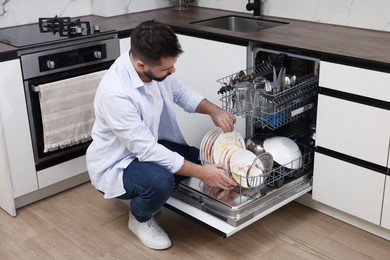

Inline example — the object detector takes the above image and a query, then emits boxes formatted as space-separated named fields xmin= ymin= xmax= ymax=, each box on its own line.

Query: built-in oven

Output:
xmin=166 ymin=45 xmax=320 ymax=237
xmin=19 ymin=34 xmax=120 ymax=171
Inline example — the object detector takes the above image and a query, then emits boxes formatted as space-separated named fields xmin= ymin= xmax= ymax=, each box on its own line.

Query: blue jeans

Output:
xmin=117 ymin=140 xmax=200 ymax=222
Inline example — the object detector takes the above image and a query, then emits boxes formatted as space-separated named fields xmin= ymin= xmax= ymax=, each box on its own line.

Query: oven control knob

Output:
xmin=46 ymin=60 xmax=55 ymax=70
xmin=93 ymin=51 xmax=102 ymax=59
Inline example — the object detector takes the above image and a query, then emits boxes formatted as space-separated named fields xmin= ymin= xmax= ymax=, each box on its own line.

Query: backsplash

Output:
xmin=0 ymin=0 xmax=171 ymax=28
xmin=194 ymin=0 xmax=390 ymax=32
xmin=0 ymin=0 xmax=91 ymax=28
xmin=1 ymin=0 xmax=389 ymax=32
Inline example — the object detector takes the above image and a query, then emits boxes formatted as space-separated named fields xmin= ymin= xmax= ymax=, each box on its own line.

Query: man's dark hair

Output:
xmin=130 ymin=20 xmax=183 ymax=66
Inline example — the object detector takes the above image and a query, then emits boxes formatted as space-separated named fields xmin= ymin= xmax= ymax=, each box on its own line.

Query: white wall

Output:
xmin=0 ymin=0 xmax=91 ymax=28
xmin=91 ymin=0 xmax=172 ymax=17
xmin=0 ymin=0 xmax=172 ymax=28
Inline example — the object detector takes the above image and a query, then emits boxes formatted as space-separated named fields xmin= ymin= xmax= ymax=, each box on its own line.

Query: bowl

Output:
xmin=246 ymin=135 xmax=266 ymax=156
xmin=263 ymin=136 xmax=302 ymax=169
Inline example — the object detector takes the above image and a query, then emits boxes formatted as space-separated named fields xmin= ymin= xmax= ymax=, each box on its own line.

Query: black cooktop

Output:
xmin=0 ymin=16 xmax=113 ymax=48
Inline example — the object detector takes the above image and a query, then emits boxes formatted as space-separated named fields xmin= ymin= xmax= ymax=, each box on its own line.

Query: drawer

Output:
xmin=37 ymin=156 xmax=88 ymax=188
xmin=313 ymin=152 xmax=385 ymax=225
xmin=316 ymin=94 xmax=390 ymax=167
xmin=319 ymin=61 xmax=390 ymax=102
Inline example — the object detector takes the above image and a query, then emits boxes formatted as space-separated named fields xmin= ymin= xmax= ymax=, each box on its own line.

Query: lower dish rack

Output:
xmin=228 ymin=143 xmax=313 ymax=196
xmin=217 ymin=64 xmax=319 ymax=130
xmin=173 ymin=143 xmax=313 ymax=226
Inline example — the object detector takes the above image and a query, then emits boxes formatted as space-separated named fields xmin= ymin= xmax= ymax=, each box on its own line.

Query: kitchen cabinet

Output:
xmin=315 ymin=94 xmax=390 ymax=167
xmin=119 ymin=37 xmax=130 ymax=54
xmin=0 ymin=118 xmax=15 ymax=216
xmin=313 ymin=152 xmax=385 ymax=224
xmin=313 ymin=61 xmax=390 ymax=228
xmin=173 ymin=34 xmax=247 ymax=146
xmin=0 ymin=59 xmax=37 ymax=198
xmin=382 ymin=176 xmax=390 ymax=229
xmin=318 ymin=61 xmax=390 ymax=102
xmin=0 ymin=59 xmax=90 ymax=216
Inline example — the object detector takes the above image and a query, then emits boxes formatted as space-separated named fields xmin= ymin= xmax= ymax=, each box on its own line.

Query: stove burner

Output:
xmin=39 ymin=15 xmax=92 ymax=37
xmin=0 ymin=15 xmax=113 ymax=47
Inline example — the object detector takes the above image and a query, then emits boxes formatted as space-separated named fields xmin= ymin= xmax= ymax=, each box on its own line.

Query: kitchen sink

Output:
xmin=191 ymin=15 xmax=288 ymax=33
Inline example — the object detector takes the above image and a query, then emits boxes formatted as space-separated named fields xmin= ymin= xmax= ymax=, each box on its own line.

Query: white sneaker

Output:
xmin=128 ymin=213 xmax=172 ymax=250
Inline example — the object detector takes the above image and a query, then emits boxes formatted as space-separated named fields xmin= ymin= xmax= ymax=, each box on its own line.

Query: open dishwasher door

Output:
xmin=165 ymin=47 xmax=319 ymax=237
xmin=166 ymin=171 xmax=312 ymax=237
xmin=166 ymin=142 xmax=314 ymax=237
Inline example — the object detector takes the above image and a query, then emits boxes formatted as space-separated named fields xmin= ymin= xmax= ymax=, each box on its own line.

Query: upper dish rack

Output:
xmin=217 ymin=64 xmax=319 ymax=130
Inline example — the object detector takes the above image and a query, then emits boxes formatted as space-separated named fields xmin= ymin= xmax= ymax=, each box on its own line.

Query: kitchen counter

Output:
xmin=1 ymin=7 xmax=390 ymax=70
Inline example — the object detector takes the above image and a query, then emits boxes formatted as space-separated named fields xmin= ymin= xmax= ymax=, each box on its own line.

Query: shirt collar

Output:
xmin=122 ymin=48 xmax=145 ymax=89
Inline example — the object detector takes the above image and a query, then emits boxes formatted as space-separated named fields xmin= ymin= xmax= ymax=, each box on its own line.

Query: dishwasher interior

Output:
xmin=171 ymin=47 xmax=320 ymax=227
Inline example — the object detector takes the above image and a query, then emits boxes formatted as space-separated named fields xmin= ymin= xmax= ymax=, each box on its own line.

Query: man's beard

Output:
xmin=144 ymin=69 xmax=171 ymax=82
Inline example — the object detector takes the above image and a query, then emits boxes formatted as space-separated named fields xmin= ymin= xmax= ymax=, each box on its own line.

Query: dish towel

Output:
xmin=38 ymin=70 xmax=106 ymax=153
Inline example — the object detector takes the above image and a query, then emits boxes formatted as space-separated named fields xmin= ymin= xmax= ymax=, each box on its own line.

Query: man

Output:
xmin=86 ymin=20 xmax=237 ymax=250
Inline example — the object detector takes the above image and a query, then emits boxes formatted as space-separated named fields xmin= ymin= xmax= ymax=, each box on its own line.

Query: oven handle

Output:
xmin=31 ymin=85 xmax=40 ymax=92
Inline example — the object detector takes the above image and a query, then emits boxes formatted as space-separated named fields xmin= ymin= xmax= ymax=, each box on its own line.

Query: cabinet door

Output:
xmin=382 ymin=176 xmax=390 ymax=229
xmin=0 ymin=59 xmax=37 ymax=198
xmin=174 ymin=35 xmax=247 ymax=147
xmin=320 ymin=61 xmax=390 ymax=102
xmin=313 ymin=152 xmax=385 ymax=225
xmin=316 ymin=94 xmax=390 ymax=167
xmin=0 ymin=122 xmax=16 ymax=216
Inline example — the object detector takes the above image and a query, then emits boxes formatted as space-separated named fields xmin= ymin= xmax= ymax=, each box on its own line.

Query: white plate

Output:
xmin=204 ymin=130 xmax=221 ymax=164
xmin=200 ymin=129 xmax=220 ymax=163
xmin=222 ymin=146 xmax=242 ymax=171
xmin=212 ymin=131 xmax=245 ymax=164
xmin=229 ymin=149 xmax=263 ymax=188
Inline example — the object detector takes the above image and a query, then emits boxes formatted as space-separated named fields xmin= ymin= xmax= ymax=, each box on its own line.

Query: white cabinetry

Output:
xmin=119 ymin=37 xmax=130 ymax=54
xmin=313 ymin=61 xmax=390 ymax=229
xmin=316 ymin=95 xmax=390 ymax=167
xmin=319 ymin=61 xmax=390 ymax=101
xmin=313 ymin=153 xmax=385 ymax=224
xmin=0 ymin=59 xmax=89 ymax=216
xmin=0 ymin=59 xmax=37 ymax=198
xmin=174 ymin=34 xmax=247 ymax=146
xmin=0 ymin=118 xmax=15 ymax=216
xmin=382 ymin=176 xmax=390 ymax=229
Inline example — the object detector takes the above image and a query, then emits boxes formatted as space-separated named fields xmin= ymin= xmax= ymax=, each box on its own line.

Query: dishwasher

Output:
xmin=165 ymin=46 xmax=320 ymax=237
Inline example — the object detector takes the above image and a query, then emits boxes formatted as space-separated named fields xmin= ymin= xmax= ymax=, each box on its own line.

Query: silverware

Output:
xmin=272 ymin=66 xmax=285 ymax=93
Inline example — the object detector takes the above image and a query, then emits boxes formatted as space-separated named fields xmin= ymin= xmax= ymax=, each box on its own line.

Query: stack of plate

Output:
xmin=199 ymin=129 xmax=245 ymax=165
xmin=199 ymin=128 xmax=268 ymax=188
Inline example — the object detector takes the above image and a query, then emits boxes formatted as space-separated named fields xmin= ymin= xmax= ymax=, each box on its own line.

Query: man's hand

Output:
xmin=177 ymin=160 xmax=237 ymax=190
xmin=209 ymin=107 xmax=236 ymax=133
xmin=200 ymin=163 xmax=237 ymax=190
xmin=195 ymin=98 xmax=236 ymax=133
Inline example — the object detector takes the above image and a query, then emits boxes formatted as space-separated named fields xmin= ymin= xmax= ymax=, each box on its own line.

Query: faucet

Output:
xmin=246 ymin=0 xmax=261 ymax=17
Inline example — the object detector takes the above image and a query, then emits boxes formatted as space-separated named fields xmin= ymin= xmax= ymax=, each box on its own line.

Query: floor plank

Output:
xmin=1 ymin=182 xmax=389 ymax=259
xmin=329 ymin=223 xmax=390 ymax=259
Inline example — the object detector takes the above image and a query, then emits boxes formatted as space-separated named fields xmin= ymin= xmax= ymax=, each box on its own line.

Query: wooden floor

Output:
xmin=1 ymin=182 xmax=390 ymax=259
